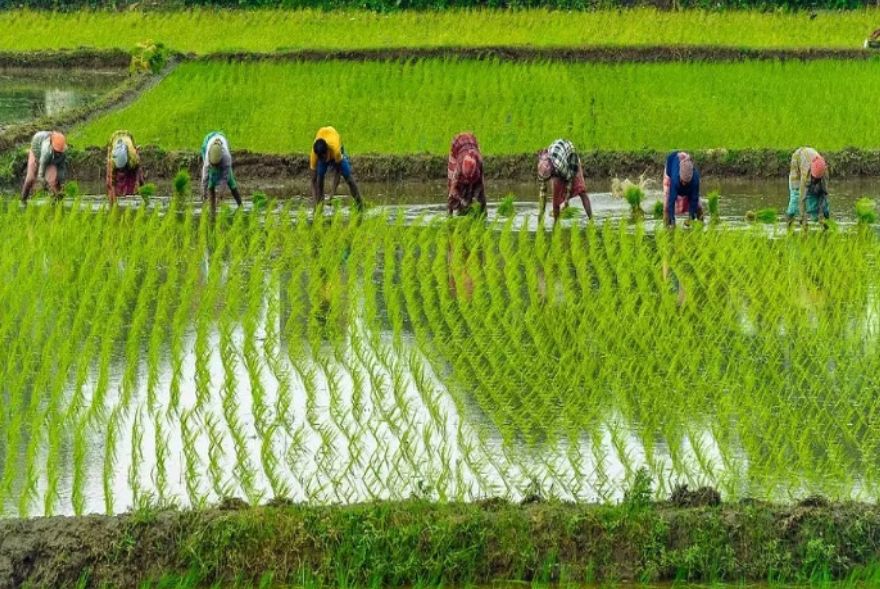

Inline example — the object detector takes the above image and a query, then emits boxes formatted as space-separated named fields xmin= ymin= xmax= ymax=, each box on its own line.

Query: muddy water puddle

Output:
xmin=0 ymin=68 xmax=125 ymax=127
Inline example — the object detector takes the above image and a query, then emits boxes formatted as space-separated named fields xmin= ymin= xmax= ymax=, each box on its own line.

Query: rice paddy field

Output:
xmin=6 ymin=3 xmax=880 ymax=586
xmin=0 ymin=8 xmax=879 ymax=53
xmin=3 ymin=200 xmax=880 ymax=518
xmin=70 ymin=59 xmax=880 ymax=153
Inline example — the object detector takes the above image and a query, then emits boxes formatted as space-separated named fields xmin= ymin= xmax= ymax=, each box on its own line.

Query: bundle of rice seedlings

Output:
xmin=612 ymin=172 xmax=652 ymax=220
xmin=173 ymin=169 xmax=190 ymax=205
xmin=559 ymin=205 xmax=579 ymax=220
xmin=707 ymin=190 xmax=720 ymax=219
xmin=64 ymin=181 xmax=79 ymax=200
xmin=855 ymin=197 xmax=877 ymax=225
xmin=497 ymin=194 xmax=515 ymax=218
xmin=138 ymin=182 xmax=156 ymax=204
xmin=756 ymin=208 xmax=777 ymax=224
xmin=653 ymin=200 xmax=664 ymax=219
xmin=251 ymin=190 xmax=269 ymax=211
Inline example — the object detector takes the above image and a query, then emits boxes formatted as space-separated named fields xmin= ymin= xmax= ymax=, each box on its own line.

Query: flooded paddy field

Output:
xmin=2 ymin=200 xmax=880 ymax=519
xmin=0 ymin=67 xmax=125 ymax=128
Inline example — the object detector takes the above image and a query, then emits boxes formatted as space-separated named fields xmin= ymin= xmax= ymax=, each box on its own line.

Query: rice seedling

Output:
xmin=138 ymin=182 xmax=157 ymax=204
xmin=72 ymin=59 xmax=880 ymax=154
xmin=707 ymin=190 xmax=721 ymax=221
xmin=1 ymin=202 xmax=880 ymax=517
xmin=173 ymin=170 xmax=191 ymax=207
xmin=496 ymin=194 xmax=515 ymax=218
xmin=855 ymin=197 xmax=877 ymax=224
xmin=1 ymin=8 xmax=876 ymax=53
xmin=756 ymin=207 xmax=778 ymax=224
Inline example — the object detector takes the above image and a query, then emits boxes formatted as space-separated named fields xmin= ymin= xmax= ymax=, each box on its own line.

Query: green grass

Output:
xmin=72 ymin=59 xmax=880 ymax=154
xmin=1 ymin=8 xmax=879 ymax=53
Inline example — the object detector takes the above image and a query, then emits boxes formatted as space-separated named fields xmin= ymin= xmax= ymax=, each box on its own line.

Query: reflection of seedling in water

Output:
xmin=497 ymin=194 xmax=515 ymax=218
xmin=138 ymin=182 xmax=156 ymax=204
xmin=855 ymin=197 xmax=877 ymax=225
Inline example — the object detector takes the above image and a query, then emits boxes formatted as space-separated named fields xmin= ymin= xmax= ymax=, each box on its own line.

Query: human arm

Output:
xmin=200 ymin=158 xmax=209 ymax=199
xmin=475 ymin=178 xmax=486 ymax=215
xmin=106 ymin=147 xmax=115 ymax=200
xmin=37 ymin=138 xmax=51 ymax=182
xmin=688 ymin=173 xmax=701 ymax=220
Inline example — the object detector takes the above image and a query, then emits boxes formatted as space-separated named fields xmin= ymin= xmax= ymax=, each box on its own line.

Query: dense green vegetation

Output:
xmin=9 ymin=0 xmax=880 ymax=12
xmin=0 ymin=196 xmax=878 ymax=519
xmin=72 ymin=59 xmax=880 ymax=154
xmin=0 ymin=9 xmax=878 ymax=53
xmin=8 ymin=499 xmax=880 ymax=587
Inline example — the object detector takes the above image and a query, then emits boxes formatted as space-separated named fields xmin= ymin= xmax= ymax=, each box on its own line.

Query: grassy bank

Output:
xmin=7 ymin=498 xmax=880 ymax=587
xmin=71 ymin=59 xmax=880 ymax=154
xmin=1 ymin=8 xmax=879 ymax=54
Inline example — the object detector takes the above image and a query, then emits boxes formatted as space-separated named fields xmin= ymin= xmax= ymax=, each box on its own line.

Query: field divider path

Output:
xmin=197 ymin=45 xmax=880 ymax=63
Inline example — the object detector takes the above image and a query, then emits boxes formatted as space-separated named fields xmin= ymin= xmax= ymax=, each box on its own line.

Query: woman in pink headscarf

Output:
xmin=447 ymin=132 xmax=486 ymax=216
xmin=663 ymin=150 xmax=703 ymax=227
xmin=787 ymin=147 xmax=829 ymax=229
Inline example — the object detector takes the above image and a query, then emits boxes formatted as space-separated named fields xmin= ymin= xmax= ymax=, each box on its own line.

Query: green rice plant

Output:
xmin=72 ymin=59 xmax=880 ymax=154
xmin=856 ymin=197 xmax=877 ymax=225
xmin=707 ymin=190 xmax=721 ymax=221
xmin=756 ymin=207 xmax=778 ymax=224
xmin=138 ymin=182 xmax=157 ymax=204
xmin=624 ymin=185 xmax=645 ymax=220
xmin=64 ymin=181 xmax=80 ymax=200
xmin=173 ymin=169 xmax=191 ymax=207
xmin=653 ymin=200 xmax=665 ymax=219
xmin=1 ymin=9 xmax=877 ymax=54
xmin=496 ymin=194 xmax=515 ymax=218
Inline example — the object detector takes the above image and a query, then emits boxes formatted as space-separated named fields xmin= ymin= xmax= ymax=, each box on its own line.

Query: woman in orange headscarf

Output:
xmin=21 ymin=130 xmax=67 ymax=202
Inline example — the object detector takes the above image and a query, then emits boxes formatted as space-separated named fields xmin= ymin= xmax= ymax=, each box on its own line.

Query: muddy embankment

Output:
xmin=201 ymin=45 xmax=880 ymax=64
xmin=5 ymin=147 xmax=880 ymax=192
xmin=2 ymin=493 xmax=880 ymax=588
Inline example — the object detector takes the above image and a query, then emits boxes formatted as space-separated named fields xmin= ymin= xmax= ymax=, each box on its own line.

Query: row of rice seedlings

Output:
xmin=6 ymin=202 xmax=880 ymax=512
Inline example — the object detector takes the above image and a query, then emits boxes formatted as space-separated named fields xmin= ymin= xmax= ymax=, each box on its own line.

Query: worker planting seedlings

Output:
xmin=21 ymin=130 xmax=67 ymax=203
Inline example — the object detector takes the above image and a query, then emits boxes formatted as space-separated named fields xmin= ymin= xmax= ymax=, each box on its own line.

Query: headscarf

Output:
xmin=50 ymin=132 xmax=67 ymax=153
xmin=537 ymin=151 xmax=553 ymax=181
xmin=679 ymin=152 xmax=694 ymax=183
xmin=208 ymin=139 xmax=223 ymax=166
xmin=458 ymin=153 xmax=480 ymax=185
xmin=810 ymin=155 xmax=827 ymax=179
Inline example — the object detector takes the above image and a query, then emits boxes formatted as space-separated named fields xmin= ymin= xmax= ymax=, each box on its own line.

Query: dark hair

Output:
xmin=313 ymin=138 xmax=328 ymax=159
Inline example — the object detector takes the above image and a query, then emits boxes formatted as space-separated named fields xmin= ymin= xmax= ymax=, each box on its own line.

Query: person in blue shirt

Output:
xmin=663 ymin=151 xmax=703 ymax=227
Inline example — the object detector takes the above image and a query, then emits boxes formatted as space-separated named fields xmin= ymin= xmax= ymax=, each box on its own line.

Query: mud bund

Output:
xmin=2 ymin=498 xmax=880 ymax=587
xmin=4 ymin=147 xmax=880 ymax=190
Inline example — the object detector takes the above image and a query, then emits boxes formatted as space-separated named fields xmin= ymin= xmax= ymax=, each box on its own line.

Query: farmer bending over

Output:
xmin=447 ymin=132 xmax=486 ymax=216
xmin=537 ymin=139 xmax=593 ymax=223
xmin=106 ymin=130 xmax=145 ymax=205
xmin=310 ymin=126 xmax=363 ymax=211
xmin=787 ymin=147 xmax=829 ymax=229
xmin=21 ymin=130 xmax=67 ymax=203
xmin=663 ymin=151 xmax=703 ymax=227
xmin=201 ymin=131 xmax=242 ymax=213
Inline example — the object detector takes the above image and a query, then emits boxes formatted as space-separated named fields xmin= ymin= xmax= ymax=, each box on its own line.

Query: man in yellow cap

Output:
xmin=106 ymin=130 xmax=145 ymax=205
xmin=310 ymin=126 xmax=363 ymax=211
xmin=201 ymin=131 xmax=242 ymax=213
xmin=21 ymin=130 xmax=67 ymax=202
